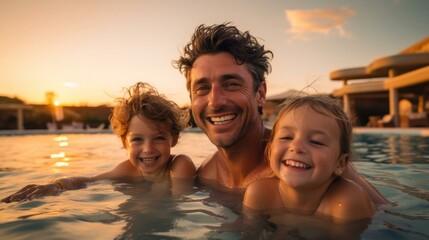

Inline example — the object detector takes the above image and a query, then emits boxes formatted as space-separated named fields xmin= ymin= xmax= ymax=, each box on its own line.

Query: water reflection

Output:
xmin=109 ymin=180 xmax=229 ymax=239
xmin=112 ymin=180 xmax=182 ymax=239
xmin=267 ymin=211 xmax=371 ymax=239
xmin=51 ymin=135 xmax=70 ymax=172
xmin=54 ymin=162 xmax=69 ymax=167
xmin=50 ymin=152 xmax=65 ymax=159
xmin=1 ymin=133 xmax=428 ymax=239
xmin=105 ymin=179 xmax=259 ymax=239
xmin=353 ymin=134 xmax=429 ymax=164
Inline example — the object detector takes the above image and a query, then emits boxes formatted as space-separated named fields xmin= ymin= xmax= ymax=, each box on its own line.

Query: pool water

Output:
xmin=0 ymin=131 xmax=428 ymax=239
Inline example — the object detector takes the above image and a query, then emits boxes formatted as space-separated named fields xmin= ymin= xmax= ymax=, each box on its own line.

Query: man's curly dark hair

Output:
xmin=174 ymin=23 xmax=273 ymax=92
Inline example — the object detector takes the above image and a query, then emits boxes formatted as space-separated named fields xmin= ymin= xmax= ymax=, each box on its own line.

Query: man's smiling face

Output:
xmin=189 ymin=52 xmax=266 ymax=148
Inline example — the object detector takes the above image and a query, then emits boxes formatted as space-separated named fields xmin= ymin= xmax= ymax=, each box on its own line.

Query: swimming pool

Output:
xmin=0 ymin=131 xmax=428 ymax=239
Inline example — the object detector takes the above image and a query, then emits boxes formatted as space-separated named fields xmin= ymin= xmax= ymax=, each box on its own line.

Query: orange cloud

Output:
xmin=285 ymin=7 xmax=356 ymax=41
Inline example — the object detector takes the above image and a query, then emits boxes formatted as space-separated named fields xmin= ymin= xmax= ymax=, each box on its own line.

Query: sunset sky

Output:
xmin=0 ymin=0 xmax=427 ymax=107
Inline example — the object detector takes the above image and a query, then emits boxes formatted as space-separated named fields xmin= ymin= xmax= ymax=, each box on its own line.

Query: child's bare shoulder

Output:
xmin=93 ymin=160 xmax=136 ymax=180
xmin=244 ymin=178 xmax=281 ymax=211
xmin=170 ymin=154 xmax=196 ymax=179
xmin=319 ymin=178 xmax=375 ymax=223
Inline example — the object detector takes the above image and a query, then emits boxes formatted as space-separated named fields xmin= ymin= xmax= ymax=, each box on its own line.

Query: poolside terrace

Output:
xmin=330 ymin=37 xmax=429 ymax=128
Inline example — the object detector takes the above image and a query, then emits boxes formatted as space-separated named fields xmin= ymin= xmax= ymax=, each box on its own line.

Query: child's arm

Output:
xmin=169 ymin=154 xmax=196 ymax=196
xmin=1 ymin=160 xmax=134 ymax=203
xmin=1 ymin=176 xmax=91 ymax=203
xmin=243 ymin=179 xmax=281 ymax=211
xmin=242 ymin=181 xmax=267 ymax=222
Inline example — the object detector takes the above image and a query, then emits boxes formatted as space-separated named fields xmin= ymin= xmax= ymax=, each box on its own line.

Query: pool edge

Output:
xmin=353 ymin=127 xmax=429 ymax=136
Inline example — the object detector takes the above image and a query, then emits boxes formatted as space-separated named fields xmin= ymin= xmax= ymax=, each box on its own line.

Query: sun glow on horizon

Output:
xmin=0 ymin=1 xmax=427 ymax=108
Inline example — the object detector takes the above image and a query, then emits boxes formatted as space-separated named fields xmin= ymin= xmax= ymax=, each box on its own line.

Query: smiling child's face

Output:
xmin=126 ymin=115 xmax=177 ymax=179
xmin=269 ymin=105 xmax=346 ymax=190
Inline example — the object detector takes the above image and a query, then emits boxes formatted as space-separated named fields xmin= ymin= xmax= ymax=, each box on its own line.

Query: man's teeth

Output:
xmin=284 ymin=160 xmax=310 ymax=169
xmin=139 ymin=157 xmax=157 ymax=163
xmin=210 ymin=114 xmax=235 ymax=124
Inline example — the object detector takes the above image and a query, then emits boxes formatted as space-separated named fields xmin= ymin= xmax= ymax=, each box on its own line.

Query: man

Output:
xmin=175 ymin=23 xmax=387 ymax=204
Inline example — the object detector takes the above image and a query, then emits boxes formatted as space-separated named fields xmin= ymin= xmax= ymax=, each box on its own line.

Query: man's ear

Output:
xmin=257 ymin=82 xmax=267 ymax=107
xmin=335 ymin=154 xmax=349 ymax=176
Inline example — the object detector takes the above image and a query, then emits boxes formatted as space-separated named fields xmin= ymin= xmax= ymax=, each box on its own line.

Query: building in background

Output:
xmin=330 ymin=37 xmax=429 ymax=127
xmin=263 ymin=89 xmax=301 ymax=127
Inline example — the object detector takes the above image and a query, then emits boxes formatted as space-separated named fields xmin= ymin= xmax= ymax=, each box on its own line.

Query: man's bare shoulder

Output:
xmin=197 ymin=152 xmax=218 ymax=181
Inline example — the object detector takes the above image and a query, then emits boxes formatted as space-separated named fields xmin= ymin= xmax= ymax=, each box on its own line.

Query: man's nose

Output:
xmin=208 ymin=84 xmax=227 ymax=109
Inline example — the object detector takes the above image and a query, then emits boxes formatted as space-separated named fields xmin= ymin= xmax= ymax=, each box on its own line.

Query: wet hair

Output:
xmin=266 ymin=94 xmax=353 ymax=158
xmin=110 ymin=82 xmax=188 ymax=148
xmin=174 ymin=23 xmax=273 ymax=92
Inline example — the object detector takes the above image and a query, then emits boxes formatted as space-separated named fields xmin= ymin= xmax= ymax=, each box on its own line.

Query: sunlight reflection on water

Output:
xmin=0 ymin=132 xmax=428 ymax=239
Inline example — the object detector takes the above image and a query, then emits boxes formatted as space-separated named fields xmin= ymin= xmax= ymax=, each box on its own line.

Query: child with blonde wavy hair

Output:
xmin=243 ymin=94 xmax=377 ymax=223
xmin=2 ymin=82 xmax=196 ymax=203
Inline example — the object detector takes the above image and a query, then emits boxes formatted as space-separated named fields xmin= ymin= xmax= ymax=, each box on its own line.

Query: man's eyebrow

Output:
xmin=191 ymin=73 xmax=245 ymax=88
xmin=220 ymin=73 xmax=245 ymax=81
xmin=191 ymin=77 xmax=208 ymax=86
